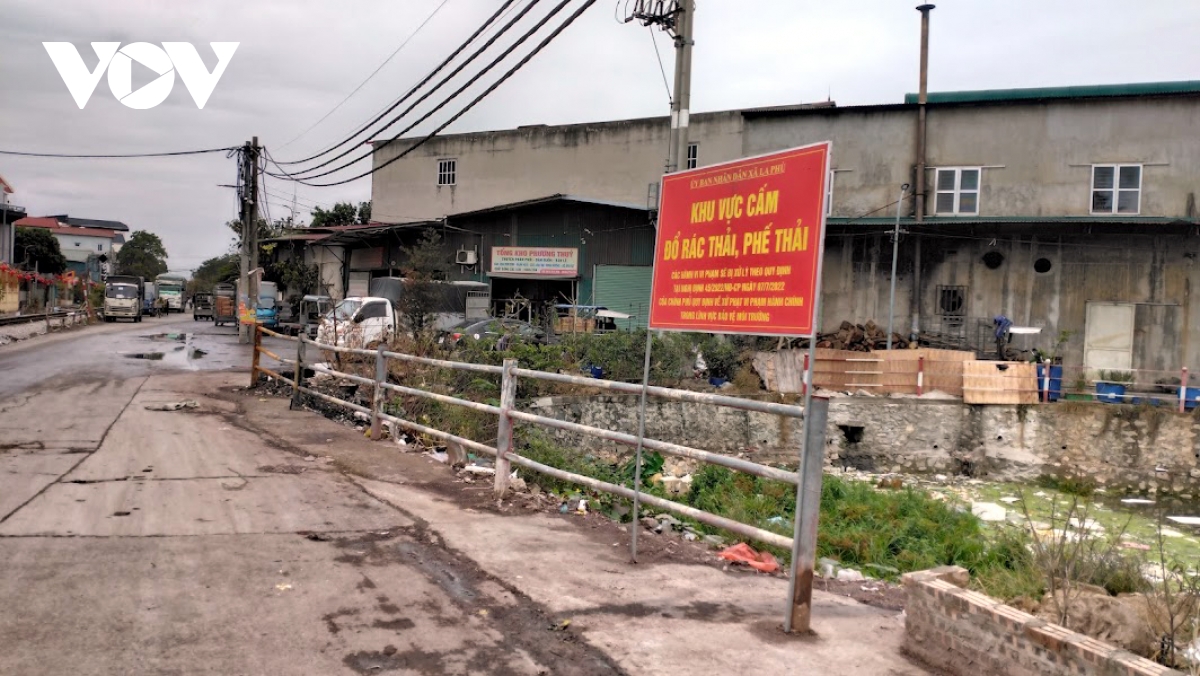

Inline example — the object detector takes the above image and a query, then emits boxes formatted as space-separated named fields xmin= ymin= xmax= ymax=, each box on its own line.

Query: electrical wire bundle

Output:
xmin=264 ymin=0 xmax=599 ymax=188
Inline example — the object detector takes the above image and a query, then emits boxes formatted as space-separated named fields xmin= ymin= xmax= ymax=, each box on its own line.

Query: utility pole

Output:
xmin=625 ymin=0 xmax=695 ymax=174
xmin=238 ymin=137 xmax=260 ymax=344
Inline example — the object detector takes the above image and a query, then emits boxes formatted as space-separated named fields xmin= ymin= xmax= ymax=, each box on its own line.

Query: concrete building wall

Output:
xmin=817 ymin=230 xmax=1200 ymax=374
xmin=307 ymin=245 xmax=345 ymax=300
xmin=371 ymin=112 xmax=746 ymax=219
xmin=374 ymin=94 xmax=1200 ymax=223
xmin=925 ymin=98 xmax=1200 ymax=218
xmin=54 ymin=233 xmax=111 ymax=263
xmin=741 ymin=108 xmax=917 ymax=218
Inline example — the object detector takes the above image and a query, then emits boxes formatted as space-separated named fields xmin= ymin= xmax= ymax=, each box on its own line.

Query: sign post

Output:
xmin=643 ymin=142 xmax=831 ymax=632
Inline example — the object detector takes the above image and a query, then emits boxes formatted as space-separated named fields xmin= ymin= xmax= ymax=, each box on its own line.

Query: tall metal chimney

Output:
xmin=914 ymin=4 xmax=934 ymax=223
xmin=912 ymin=4 xmax=934 ymax=341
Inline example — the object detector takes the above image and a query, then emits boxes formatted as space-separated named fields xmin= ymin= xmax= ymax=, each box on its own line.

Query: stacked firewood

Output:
xmin=815 ymin=320 xmax=910 ymax=352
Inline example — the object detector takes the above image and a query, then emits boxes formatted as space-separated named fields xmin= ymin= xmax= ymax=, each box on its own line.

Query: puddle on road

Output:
xmin=124 ymin=333 xmax=206 ymax=367
xmin=143 ymin=333 xmax=188 ymax=342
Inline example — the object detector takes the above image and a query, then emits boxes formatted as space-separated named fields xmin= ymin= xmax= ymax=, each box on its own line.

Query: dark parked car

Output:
xmin=439 ymin=318 xmax=546 ymax=348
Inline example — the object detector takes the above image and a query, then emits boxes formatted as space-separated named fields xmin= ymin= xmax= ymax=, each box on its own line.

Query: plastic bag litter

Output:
xmin=718 ymin=542 xmax=780 ymax=574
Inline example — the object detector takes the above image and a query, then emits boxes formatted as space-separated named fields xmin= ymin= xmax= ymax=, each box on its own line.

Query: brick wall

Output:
xmin=903 ymin=568 xmax=1183 ymax=676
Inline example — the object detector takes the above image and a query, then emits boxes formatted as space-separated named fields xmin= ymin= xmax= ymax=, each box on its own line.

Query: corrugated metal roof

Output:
xmin=448 ymin=194 xmax=648 ymax=219
xmin=903 ymin=81 xmax=1200 ymax=105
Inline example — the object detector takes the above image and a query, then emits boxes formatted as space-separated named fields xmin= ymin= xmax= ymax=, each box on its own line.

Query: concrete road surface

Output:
xmin=0 ymin=317 xmax=929 ymax=675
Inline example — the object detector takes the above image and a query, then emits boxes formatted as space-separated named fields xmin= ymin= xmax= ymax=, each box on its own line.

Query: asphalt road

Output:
xmin=0 ymin=317 xmax=621 ymax=675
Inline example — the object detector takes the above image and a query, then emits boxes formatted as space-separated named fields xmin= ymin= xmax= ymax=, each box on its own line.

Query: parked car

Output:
xmin=438 ymin=318 xmax=546 ymax=348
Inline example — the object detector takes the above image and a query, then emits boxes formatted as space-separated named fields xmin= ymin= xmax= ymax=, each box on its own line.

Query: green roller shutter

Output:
xmin=593 ymin=265 xmax=653 ymax=330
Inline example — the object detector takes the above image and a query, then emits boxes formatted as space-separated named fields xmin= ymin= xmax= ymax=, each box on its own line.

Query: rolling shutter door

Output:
xmin=593 ymin=265 xmax=652 ymax=330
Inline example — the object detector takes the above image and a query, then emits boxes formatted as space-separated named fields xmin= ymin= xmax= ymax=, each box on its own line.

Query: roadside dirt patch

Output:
xmin=318 ymin=530 xmax=628 ymax=676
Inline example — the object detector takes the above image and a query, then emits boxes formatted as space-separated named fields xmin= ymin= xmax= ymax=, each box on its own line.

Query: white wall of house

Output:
xmin=53 ymin=233 xmax=112 ymax=263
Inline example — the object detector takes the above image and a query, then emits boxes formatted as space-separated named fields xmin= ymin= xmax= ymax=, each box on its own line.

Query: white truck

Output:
xmin=316 ymin=296 xmax=396 ymax=348
xmin=315 ymin=279 xmax=488 ymax=347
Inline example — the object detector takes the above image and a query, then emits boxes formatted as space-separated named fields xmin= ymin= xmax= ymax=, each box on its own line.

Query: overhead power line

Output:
xmin=277 ymin=0 xmax=525 ymax=166
xmin=0 ymin=146 xmax=237 ymax=158
xmin=278 ymin=0 xmax=457 ymax=150
xmin=274 ymin=0 xmax=538 ymax=173
xmin=268 ymin=0 xmax=596 ymax=186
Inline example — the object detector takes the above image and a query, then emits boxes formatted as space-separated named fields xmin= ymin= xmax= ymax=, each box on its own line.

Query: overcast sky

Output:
xmin=1 ymin=0 xmax=1196 ymax=273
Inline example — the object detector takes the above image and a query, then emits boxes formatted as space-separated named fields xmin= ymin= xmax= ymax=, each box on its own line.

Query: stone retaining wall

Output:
xmin=902 ymin=567 xmax=1182 ymax=676
xmin=525 ymin=395 xmax=1200 ymax=495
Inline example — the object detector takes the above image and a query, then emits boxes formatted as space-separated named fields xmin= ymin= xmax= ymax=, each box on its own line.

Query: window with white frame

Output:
xmin=934 ymin=168 xmax=980 ymax=215
xmin=825 ymin=170 xmax=835 ymax=216
xmin=686 ymin=143 xmax=698 ymax=170
xmin=1091 ymin=164 xmax=1140 ymax=214
xmin=437 ymin=158 xmax=457 ymax=186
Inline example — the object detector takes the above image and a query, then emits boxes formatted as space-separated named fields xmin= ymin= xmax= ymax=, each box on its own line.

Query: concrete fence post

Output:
xmin=802 ymin=352 xmax=810 ymax=396
xmin=250 ymin=326 xmax=262 ymax=389
xmin=371 ymin=344 xmax=386 ymax=440
xmin=1180 ymin=366 xmax=1189 ymax=414
xmin=494 ymin=358 xmax=518 ymax=497
xmin=1042 ymin=358 xmax=1051 ymax=404
xmin=290 ymin=334 xmax=305 ymax=411
xmin=916 ymin=356 xmax=925 ymax=396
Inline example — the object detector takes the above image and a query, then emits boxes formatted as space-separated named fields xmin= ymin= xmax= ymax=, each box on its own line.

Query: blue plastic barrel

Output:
xmin=1036 ymin=364 xmax=1063 ymax=402
xmin=1095 ymin=382 xmax=1126 ymax=404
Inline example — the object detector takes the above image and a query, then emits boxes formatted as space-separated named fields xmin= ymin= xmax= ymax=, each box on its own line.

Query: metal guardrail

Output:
xmin=0 ymin=311 xmax=81 ymax=328
xmin=250 ymin=325 xmax=829 ymax=632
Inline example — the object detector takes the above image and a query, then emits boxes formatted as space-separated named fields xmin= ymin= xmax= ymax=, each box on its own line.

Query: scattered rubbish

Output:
xmin=477 ymin=609 xmax=489 ymax=616
xmin=461 ymin=465 xmax=496 ymax=477
xmin=145 ymin=400 xmax=199 ymax=411
xmin=275 ymin=583 xmax=293 ymax=592
xmin=765 ymin=515 xmax=787 ymax=526
xmin=509 ymin=478 xmax=527 ymax=492
xmin=718 ymin=543 xmax=780 ymax=574
xmin=1166 ymin=516 xmax=1200 ymax=526
xmin=971 ymin=502 xmax=1008 ymax=522
xmin=999 ymin=496 xmax=1020 ymax=504
xmin=836 ymin=568 xmax=866 ymax=582
xmin=1120 ymin=498 xmax=1156 ymax=505
xmin=683 ymin=532 xmax=697 ymax=541
xmin=559 ymin=503 xmax=569 ymax=514
xmin=429 ymin=450 xmax=449 ymax=464
xmin=861 ymin=585 xmax=881 ymax=592
xmin=550 ymin=619 xmax=572 ymax=632
xmin=1033 ymin=491 xmax=1048 ymax=498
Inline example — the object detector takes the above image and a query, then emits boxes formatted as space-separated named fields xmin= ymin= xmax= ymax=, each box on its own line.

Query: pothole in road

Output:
xmin=123 ymin=352 xmax=164 ymax=360
xmin=142 ymin=333 xmax=190 ymax=342
xmin=112 ymin=511 xmax=131 ymax=517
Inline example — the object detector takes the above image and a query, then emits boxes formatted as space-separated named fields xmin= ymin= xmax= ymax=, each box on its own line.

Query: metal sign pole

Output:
xmin=784 ymin=146 xmax=833 ymax=634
